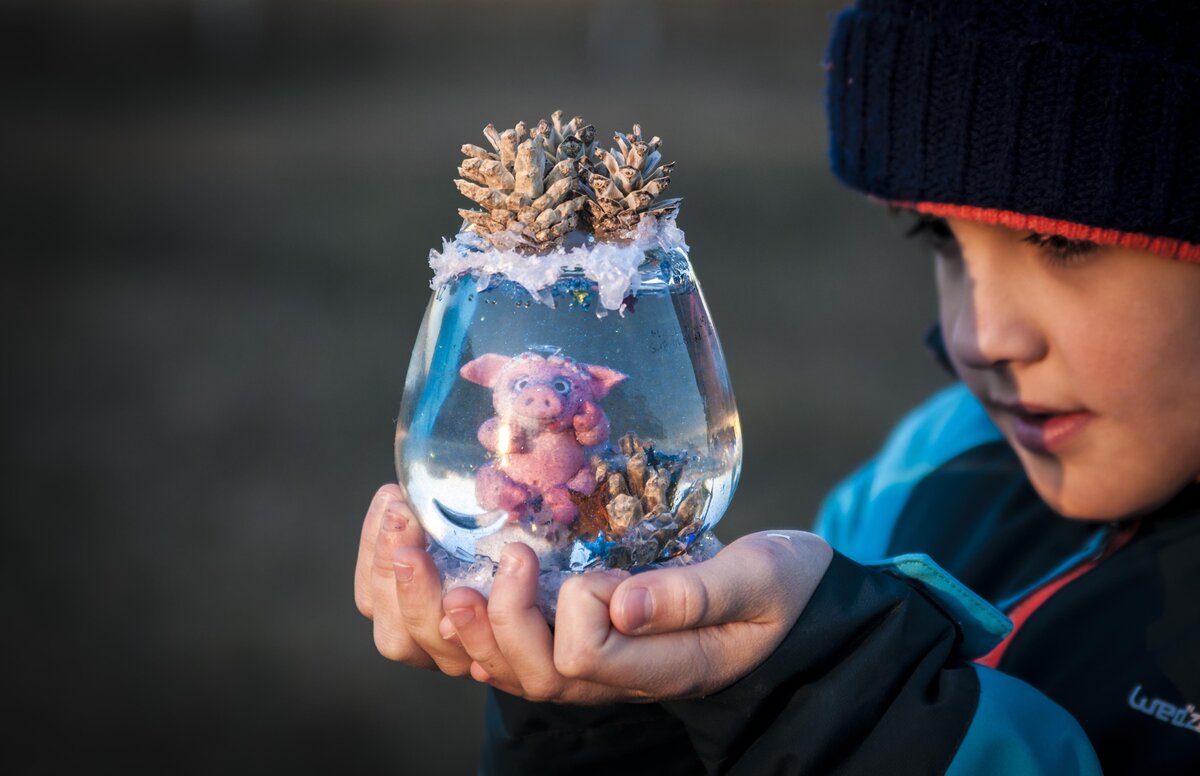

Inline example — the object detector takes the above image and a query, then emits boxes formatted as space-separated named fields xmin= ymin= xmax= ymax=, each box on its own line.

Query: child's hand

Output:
xmin=442 ymin=530 xmax=833 ymax=704
xmin=354 ymin=484 xmax=474 ymax=676
xmin=355 ymin=484 xmax=833 ymax=703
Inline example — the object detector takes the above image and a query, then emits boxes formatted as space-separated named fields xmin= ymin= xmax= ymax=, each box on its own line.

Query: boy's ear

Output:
xmin=460 ymin=353 xmax=511 ymax=388
xmin=584 ymin=364 xmax=627 ymax=399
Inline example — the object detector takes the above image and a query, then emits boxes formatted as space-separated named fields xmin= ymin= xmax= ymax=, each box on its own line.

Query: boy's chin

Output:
xmin=1018 ymin=453 xmax=1182 ymax=521
xmin=1031 ymin=488 xmax=1125 ymax=522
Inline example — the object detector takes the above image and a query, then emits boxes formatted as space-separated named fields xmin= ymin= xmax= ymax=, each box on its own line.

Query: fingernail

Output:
xmin=446 ymin=607 xmax=475 ymax=627
xmin=393 ymin=561 xmax=413 ymax=583
xmin=439 ymin=616 xmax=460 ymax=642
xmin=499 ymin=551 xmax=522 ymax=575
xmin=622 ymin=587 xmax=652 ymax=632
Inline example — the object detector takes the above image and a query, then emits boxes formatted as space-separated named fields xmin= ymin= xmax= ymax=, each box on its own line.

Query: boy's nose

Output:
xmin=944 ymin=266 xmax=1047 ymax=371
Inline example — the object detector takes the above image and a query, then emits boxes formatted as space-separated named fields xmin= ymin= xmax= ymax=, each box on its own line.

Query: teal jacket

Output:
xmin=483 ymin=384 xmax=1200 ymax=774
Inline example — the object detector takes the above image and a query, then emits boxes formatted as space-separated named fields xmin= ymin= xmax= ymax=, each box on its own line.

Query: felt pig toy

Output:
xmin=460 ymin=351 xmax=627 ymax=524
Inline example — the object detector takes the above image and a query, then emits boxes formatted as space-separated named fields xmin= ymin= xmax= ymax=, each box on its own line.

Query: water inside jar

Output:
xmin=396 ymin=248 xmax=740 ymax=586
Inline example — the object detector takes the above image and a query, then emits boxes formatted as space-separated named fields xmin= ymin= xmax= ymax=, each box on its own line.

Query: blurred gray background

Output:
xmin=4 ymin=0 xmax=948 ymax=772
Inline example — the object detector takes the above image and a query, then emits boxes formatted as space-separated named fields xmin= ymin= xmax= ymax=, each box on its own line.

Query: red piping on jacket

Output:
xmin=976 ymin=522 xmax=1141 ymax=670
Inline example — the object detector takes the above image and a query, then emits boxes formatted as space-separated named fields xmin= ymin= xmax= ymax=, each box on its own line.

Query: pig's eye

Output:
xmin=552 ymin=378 xmax=571 ymax=395
xmin=512 ymin=378 xmax=529 ymax=392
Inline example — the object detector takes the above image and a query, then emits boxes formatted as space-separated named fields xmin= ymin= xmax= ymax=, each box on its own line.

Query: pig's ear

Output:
xmin=460 ymin=353 xmax=510 ymax=388
xmin=584 ymin=364 xmax=627 ymax=399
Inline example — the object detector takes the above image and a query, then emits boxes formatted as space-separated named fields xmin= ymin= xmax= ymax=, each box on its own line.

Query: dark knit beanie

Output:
xmin=825 ymin=0 xmax=1200 ymax=261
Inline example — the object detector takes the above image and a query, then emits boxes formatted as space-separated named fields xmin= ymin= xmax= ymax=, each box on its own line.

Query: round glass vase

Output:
xmin=395 ymin=245 xmax=741 ymax=619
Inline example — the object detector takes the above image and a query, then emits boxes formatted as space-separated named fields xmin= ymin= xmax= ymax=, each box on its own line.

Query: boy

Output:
xmin=355 ymin=1 xmax=1199 ymax=772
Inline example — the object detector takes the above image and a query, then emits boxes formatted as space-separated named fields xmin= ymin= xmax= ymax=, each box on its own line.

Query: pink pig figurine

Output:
xmin=460 ymin=351 xmax=627 ymax=525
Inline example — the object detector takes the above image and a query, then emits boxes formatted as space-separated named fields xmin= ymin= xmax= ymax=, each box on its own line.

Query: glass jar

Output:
xmin=395 ymin=244 xmax=740 ymax=618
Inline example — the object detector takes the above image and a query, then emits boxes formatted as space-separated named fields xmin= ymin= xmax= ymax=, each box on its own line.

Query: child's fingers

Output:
xmin=443 ymin=546 xmax=624 ymax=704
xmin=355 ymin=484 xmax=407 ymax=618
xmin=570 ymin=622 xmax=769 ymax=698
xmin=370 ymin=507 xmax=435 ymax=668
xmin=484 ymin=544 xmax=569 ymax=701
xmin=487 ymin=544 xmax=625 ymax=704
xmin=553 ymin=568 xmax=765 ymax=696
xmin=547 ymin=532 xmax=834 ymax=696
xmin=440 ymin=586 xmax=523 ymax=696
xmin=391 ymin=545 xmax=472 ymax=676
xmin=607 ymin=531 xmax=827 ymax=636
xmin=552 ymin=570 xmax=636 ymax=680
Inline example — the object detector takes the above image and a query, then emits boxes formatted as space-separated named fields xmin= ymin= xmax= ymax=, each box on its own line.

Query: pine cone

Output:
xmin=583 ymin=124 xmax=682 ymax=241
xmin=568 ymin=433 xmax=709 ymax=568
xmin=455 ymin=111 xmax=597 ymax=250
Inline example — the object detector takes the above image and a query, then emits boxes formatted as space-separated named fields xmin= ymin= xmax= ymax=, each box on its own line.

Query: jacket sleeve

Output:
xmin=484 ymin=544 xmax=1100 ymax=776
xmin=482 ymin=385 xmax=1101 ymax=774
xmin=654 ymin=386 xmax=1101 ymax=774
xmin=481 ymin=691 xmax=703 ymax=776
xmin=658 ymin=550 xmax=1101 ymax=775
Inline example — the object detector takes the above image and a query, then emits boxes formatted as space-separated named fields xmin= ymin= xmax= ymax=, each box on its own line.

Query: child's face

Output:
xmin=932 ymin=217 xmax=1200 ymax=520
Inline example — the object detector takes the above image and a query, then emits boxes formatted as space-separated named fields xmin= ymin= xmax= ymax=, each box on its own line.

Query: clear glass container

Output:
xmin=395 ymin=246 xmax=740 ymax=617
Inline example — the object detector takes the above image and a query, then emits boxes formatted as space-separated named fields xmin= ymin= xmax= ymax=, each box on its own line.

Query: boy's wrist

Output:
xmin=660 ymin=550 xmax=979 ymax=771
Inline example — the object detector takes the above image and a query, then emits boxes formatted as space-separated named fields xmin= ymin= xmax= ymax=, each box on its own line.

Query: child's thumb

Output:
xmin=608 ymin=531 xmax=829 ymax=635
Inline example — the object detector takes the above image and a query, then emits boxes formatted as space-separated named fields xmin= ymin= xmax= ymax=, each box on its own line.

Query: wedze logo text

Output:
xmin=1127 ymin=684 xmax=1200 ymax=735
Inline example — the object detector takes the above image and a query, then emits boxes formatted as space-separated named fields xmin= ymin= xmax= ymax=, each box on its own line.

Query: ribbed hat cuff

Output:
xmin=826 ymin=7 xmax=1200 ymax=261
xmin=886 ymin=201 xmax=1200 ymax=262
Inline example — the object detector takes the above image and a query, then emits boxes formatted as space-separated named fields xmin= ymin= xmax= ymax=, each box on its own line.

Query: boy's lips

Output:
xmin=990 ymin=399 xmax=1094 ymax=454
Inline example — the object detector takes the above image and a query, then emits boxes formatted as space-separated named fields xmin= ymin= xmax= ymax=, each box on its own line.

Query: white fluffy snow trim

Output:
xmin=428 ymin=215 xmax=689 ymax=311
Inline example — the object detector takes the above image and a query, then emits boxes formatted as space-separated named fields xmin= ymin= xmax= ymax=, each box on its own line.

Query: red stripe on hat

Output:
xmin=889 ymin=200 xmax=1200 ymax=262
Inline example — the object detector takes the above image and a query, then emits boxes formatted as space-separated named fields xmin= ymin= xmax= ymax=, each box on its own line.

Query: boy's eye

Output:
xmin=905 ymin=213 xmax=960 ymax=256
xmin=1022 ymin=231 xmax=1099 ymax=266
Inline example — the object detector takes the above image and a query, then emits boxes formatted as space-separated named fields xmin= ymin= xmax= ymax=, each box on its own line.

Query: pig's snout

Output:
xmin=514 ymin=385 xmax=564 ymax=421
